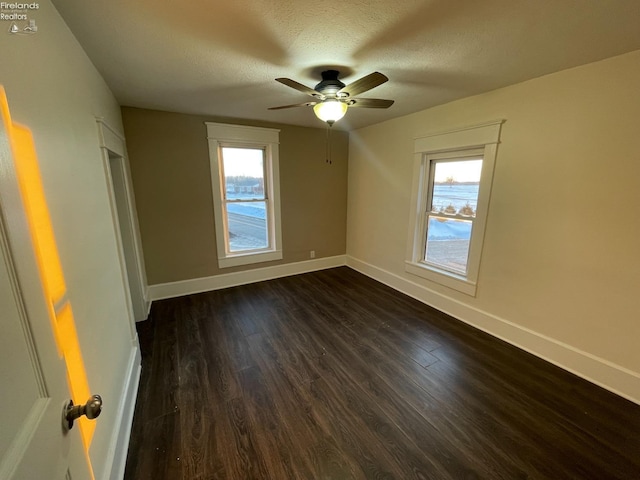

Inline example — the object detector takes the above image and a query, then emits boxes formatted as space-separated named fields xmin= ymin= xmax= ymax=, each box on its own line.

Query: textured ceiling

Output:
xmin=52 ymin=0 xmax=640 ymax=130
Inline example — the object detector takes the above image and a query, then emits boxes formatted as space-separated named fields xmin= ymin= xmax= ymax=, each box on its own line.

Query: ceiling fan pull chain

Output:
xmin=325 ymin=124 xmax=332 ymax=165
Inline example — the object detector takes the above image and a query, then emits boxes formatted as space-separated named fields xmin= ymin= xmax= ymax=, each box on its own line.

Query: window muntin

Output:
xmin=423 ymin=158 xmax=482 ymax=275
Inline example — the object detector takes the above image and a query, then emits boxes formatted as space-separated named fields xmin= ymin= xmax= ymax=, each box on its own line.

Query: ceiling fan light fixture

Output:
xmin=313 ymin=99 xmax=348 ymax=125
xmin=271 ymin=70 xmax=392 ymax=126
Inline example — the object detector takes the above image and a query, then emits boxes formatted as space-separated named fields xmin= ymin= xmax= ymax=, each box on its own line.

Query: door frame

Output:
xmin=96 ymin=118 xmax=149 ymax=325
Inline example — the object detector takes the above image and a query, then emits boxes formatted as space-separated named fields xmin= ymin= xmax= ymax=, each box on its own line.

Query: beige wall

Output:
xmin=122 ymin=107 xmax=348 ymax=285
xmin=347 ymin=50 xmax=640 ymax=402
xmin=1 ymin=1 xmax=137 ymax=476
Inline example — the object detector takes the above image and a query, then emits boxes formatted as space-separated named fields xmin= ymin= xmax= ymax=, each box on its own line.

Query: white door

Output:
xmin=0 ymin=90 xmax=95 ymax=479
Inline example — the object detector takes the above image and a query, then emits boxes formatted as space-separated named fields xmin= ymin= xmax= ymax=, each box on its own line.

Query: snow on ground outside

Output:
xmin=227 ymin=203 xmax=266 ymax=219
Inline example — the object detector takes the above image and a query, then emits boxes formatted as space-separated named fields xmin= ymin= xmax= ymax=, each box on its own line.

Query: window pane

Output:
xmin=226 ymin=201 xmax=268 ymax=252
xmin=222 ymin=147 xmax=265 ymax=201
xmin=431 ymin=159 xmax=482 ymax=217
xmin=425 ymin=216 xmax=472 ymax=274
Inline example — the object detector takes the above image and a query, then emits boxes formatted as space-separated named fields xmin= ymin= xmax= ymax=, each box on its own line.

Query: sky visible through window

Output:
xmin=434 ymin=159 xmax=482 ymax=183
xmin=222 ymin=147 xmax=264 ymax=177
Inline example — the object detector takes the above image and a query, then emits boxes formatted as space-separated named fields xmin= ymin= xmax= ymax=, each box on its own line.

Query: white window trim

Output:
xmin=406 ymin=120 xmax=504 ymax=296
xmin=206 ymin=122 xmax=282 ymax=268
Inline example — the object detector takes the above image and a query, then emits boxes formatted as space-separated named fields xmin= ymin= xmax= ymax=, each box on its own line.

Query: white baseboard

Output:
xmin=145 ymin=254 xmax=640 ymax=404
xmin=143 ymin=298 xmax=151 ymax=321
xmin=346 ymin=256 xmax=640 ymax=405
xmin=100 ymin=344 xmax=142 ymax=480
xmin=147 ymin=255 xmax=347 ymax=301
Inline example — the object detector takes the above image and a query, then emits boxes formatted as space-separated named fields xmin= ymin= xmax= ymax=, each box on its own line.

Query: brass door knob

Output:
xmin=63 ymin=394 xmax=102 ymax=430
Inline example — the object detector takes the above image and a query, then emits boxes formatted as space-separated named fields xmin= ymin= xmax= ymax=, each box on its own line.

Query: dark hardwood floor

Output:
xmin=124 ymin=267 xmax=640 ymax=479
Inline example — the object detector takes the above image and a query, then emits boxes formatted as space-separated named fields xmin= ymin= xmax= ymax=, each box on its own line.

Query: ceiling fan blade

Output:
xmin=347 ymin=98 xmax=394 ymax=108
xmin=338 ymin=72 xmax=389 ymax=98
xmin=275 ymin=78 xmax=323 ymax=98
xmin=268 ymin=101 xmax=318 ymax=110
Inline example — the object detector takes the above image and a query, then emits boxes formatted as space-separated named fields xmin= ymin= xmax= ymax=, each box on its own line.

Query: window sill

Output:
xmin=218 ymin=249 xmax=283 ymax=268
xmin=404 ymin=261 xmax=477 ymax=296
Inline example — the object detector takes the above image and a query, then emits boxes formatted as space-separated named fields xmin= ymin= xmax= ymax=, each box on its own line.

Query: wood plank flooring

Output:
xmin=124 ymin=267 xmax=640 ymax=479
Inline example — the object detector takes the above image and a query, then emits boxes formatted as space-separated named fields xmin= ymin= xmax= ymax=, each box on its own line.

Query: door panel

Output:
xmin=0 ymin=87 xmax=92 ymax=479
xmin=0 ymin=256 xmax=41 ymax=460
xmin=0 ymin=238 xmax=49 ymax=476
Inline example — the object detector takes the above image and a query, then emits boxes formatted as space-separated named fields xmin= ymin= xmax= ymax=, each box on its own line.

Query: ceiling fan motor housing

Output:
xmin=315 ymin=70 xmax=346 ymax=96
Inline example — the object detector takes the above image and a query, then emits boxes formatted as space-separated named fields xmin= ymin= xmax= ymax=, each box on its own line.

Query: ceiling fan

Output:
xmin=269 ymin=70 xmax=394 ymax=125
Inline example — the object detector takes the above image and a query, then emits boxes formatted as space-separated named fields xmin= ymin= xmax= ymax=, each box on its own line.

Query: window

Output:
xmin=406 ymin=121 xmax=503 ymax=296
xmin=424 ymin=154 xmax=482 ymax=275
xmin=206 ymin=123 xmax=282 ymax=268
xmin=221 ymin=146 xmax=269 ymax=252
